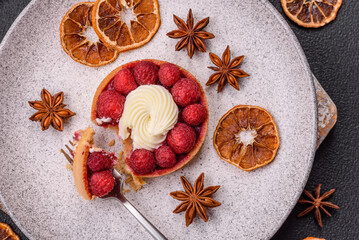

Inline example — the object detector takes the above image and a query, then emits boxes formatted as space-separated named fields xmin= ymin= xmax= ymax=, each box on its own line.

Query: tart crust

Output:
xmin=91 ymin=59 xmax=209 ymax=178
xmin=72 ymin=127 xmax=95 ymax=200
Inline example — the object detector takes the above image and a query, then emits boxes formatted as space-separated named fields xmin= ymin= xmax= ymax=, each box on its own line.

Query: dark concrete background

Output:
xmin=0 ymin=0 xmax=358 ymax=239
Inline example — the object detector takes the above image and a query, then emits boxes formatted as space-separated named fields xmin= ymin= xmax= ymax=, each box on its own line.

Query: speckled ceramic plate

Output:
xmin=0 ymin=0 xmax=318 ymax=239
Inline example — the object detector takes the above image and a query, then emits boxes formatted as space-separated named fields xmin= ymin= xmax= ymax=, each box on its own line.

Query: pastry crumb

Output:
xmin=114 ymin=151 xmax=145 ymax=192
xmin=108 ymin=139 xmax=115 ymax=147
xmin=114 ymin=151 xmax=126 ymax=174
xmin=66 ymin=164 xmax=73 ymax=171
xmin=125 ymin=175 xmax=144 ymax=192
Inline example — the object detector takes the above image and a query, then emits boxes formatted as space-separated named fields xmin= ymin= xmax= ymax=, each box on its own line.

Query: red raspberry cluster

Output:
xmin=96 ymin=61 xmax=207 ymax=175
xmin=87 ymin=150 xmax=117 ymax=197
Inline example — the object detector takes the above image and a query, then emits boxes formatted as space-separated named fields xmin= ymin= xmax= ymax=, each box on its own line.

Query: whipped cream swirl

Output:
xmin=118 ymin=85 xmax=179 ymax=151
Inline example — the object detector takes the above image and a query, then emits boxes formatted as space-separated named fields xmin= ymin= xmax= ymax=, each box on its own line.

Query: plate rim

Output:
xmin=259 ymin=0 xmax=318 ymax=238
xmin=0 ymin=2 xmax=39 ymax=239
xmin=0 ymin=0 xmax=318 ymax=239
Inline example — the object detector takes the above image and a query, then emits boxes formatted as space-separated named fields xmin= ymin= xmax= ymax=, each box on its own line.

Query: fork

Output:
xmin=61 ymin=142 xmax=167 ymax=240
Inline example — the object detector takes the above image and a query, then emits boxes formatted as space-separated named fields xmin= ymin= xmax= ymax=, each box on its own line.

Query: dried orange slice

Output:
xmin=302 ymin=238 xmax=326 ymax=240
xmin=60 ymin=2 xmax=119 ymax=67
xmin=281 ymin=0 xmax=342 ymax=28
xmin=92 ymin=0 xmax=161 ymax=52
xmin=214 ymin=105 xmax=280 ymax=171
xmin=0 ymin=222 xmax=20 ymax=240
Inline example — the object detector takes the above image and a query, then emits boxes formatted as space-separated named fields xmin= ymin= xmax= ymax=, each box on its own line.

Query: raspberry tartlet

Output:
xmin=72 ymin=127 xmax=118 ymax=200
xmin=91 ymin=60 xmax=208 ymax=178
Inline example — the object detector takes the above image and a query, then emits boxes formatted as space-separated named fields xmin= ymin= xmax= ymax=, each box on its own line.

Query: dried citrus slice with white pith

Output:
xmin=302 ymin=238 xmax=326 ymax=240
xmin=60 ymin=2 xmax=119 ymax=67
xmin=92 ymin=0 xmax=161 ymax=52
xmin=214 ymin=105 xmax=280 ymax=171
xmin=281 ymin=0 xmax=342 ymax=28
xmin=0 ymin=222 xmax=20 ymax=240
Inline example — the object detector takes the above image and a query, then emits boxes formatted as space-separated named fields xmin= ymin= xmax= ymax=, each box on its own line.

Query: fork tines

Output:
xmin=60 ymin=141 xmax=75 ymax=164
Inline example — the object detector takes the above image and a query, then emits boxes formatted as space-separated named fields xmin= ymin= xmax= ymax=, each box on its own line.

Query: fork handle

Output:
xmin=121 ymin=199 xmax=167 ymax=240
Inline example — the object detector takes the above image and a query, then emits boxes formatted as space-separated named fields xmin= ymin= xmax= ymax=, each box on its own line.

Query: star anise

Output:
xmin=170 ymin=173 xmax=221 ymax=227
xmin=297 ymin=184 xmax=340 ymax=227
xmin=167 ymin=9 xmax=215 ymax=58
xmin=28 ymin=89 xmax=75 ymax=131
xmin=206 ymin=45 xmax=249 ymax=92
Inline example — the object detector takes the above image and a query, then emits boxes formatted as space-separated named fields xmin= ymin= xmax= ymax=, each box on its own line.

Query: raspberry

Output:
xmin=129 ymin=149 xmax=156 ymax=174
xmin=133 ymin=61 xmax=159 ymax=85
xmin=89 ymin=170 xmax=115 ymax=197
xmin=73 ymin=130 xmax=82 ymax=141
xmin=97 ymin=90 xmax=126 ymax=122
xmin=182 ymin=104 xmax=207 ymax=126
xmin=114 ymin=68 xmax=138 ymax=95
xmin=167 ymin=123 xmax=196 ymax=154
xmin=106 ymin=79 xmax=115 ymax=90
xmin=87 ymin=151 xmax=117 ymax=172
xmin=171 ymin=78 xmax=200 ymax=107
xmin=155 ymin=145 xmax=177 ymax=168
xmin=158 ymin=63 xmax=181 ymax=87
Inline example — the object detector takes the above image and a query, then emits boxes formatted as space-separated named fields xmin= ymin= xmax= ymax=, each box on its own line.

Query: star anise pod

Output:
xmin=206 ymin=45 xmax=249 ymax=92
xmin=28 ymin=89 xmax=75 ymax=131
xmin=170 ymin=173 xmax=221 ymax=227
xmin=297 ymin=184 xmax=340 ymax=227
xmin=167 ymin=9 xmax=215 ymax=58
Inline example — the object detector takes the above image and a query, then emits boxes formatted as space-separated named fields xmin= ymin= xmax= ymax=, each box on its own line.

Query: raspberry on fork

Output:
xmin=87 ymin=150 xmax=117 ymax=172
xmin=89 ymin=170 xmax=115 ymax=197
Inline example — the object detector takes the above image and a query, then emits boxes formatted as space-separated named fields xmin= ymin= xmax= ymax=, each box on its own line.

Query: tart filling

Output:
xmin=119 ymin=85 xmax=179 ymax=151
